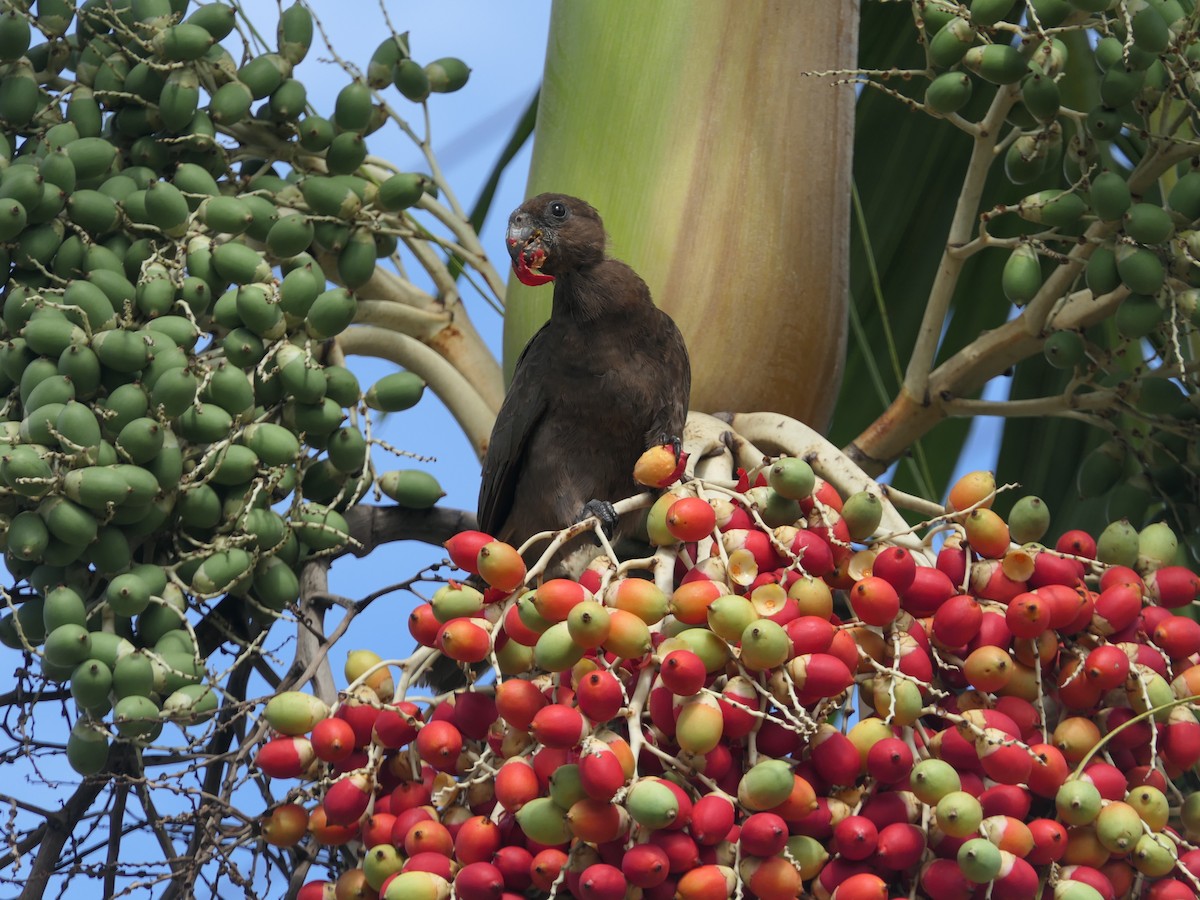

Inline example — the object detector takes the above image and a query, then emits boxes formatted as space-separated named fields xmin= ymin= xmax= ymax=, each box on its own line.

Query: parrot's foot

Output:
xmin=580 ymin=499 xmax=619 ymax=539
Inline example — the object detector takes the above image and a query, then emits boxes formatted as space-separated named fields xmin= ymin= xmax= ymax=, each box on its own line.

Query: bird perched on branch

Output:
xmin=478 ymin=192 xmax=692 ymax=561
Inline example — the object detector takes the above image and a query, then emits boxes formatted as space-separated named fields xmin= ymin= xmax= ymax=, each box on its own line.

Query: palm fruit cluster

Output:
xmin=253 ymin=448 xmax=1200 ymax=900
xmin=0 ymin=0 xmax=464 ymax=771
xmin=918 ymin=0 xmax=1200 ymax=560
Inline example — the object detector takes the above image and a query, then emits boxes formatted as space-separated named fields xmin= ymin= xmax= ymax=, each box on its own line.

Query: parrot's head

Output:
xmin=506 ymin=193 xmax=605 ymax=287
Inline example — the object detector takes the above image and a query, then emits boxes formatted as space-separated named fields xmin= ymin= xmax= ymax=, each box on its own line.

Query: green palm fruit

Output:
xmin=425 ymin=57 xmax=471 ymax=93
xmin=327 ymin=427 xmax=367 ymax=473
xmin=1114 ymin=293 xmax=1164 ymax=338
xmin=1115 ymin=244 xmax=1165 ymax=293
xmin=337 ymin=230 xmax=376 ymax=288
xmin=1001 ymin=244 xmax=1042 ymax=305
xmin=1089 ymin=171 xmax=1131 ymax=221
xmin=393 ymin=58 xmax=430 ymax=102
xmin=152 ymin=23 xmax=214 ymax=61
xmin=209 ymin=80 xmax=253 ymax=125
xmin=177 ymin=403 xmax=234 ymax=443
xmin=297 ymin=114 xmax=334 ymax=151
xmin=266 ymin=214 xmax=315 ymax=259
xmin=238 ymin=52 xmax=289 ymax=99
xmin=378 ymin=469 xmax=444 ymax=508
xmin=268 ymin=77 xmax=306 ymax=120
xmin=306 ymin=287 xmax=357 ymax=338
xmin=367 ymin=34 xmax=410 ymax=88
xmin=1042 ymin=330 xmax=1084 ymax=369
xmin=324 ymin=365 xmax=360 ymax=407
xmin=364 ymin=371 xmax=425 ymax=411
xmin=277 ymin=2 xmax=313 ymax=64
xmin=928 ymin=16 xmax=976 ymax=68
xmin=186 ymin=2 xmax=236 ymax=40
xmin=1124 ymin=203 xmax=1174 ymax=245
xmin=963 ymin=44 xmax=1027 ymax=84
xmin=159 ymin=67 xmax=200 ymax=132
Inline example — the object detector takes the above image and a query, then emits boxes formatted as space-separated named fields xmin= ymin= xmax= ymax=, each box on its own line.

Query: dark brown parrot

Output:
xmin=478 ymin=192 xmax=692 ymax=556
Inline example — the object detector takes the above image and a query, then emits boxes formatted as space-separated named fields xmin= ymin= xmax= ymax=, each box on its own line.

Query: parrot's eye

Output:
xmin=548 ymin=200 xmax=567 ymax=220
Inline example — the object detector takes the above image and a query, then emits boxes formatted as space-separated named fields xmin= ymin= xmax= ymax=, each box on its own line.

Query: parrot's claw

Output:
xmin=655 ymin=433 xmax=683 ymax=462
xmin=580 ymin=499 xmax=619 ymax=539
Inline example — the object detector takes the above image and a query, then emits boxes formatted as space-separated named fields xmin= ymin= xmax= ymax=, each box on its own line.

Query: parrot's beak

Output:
xmin=507 ymin=223 xmax=555 ymax=287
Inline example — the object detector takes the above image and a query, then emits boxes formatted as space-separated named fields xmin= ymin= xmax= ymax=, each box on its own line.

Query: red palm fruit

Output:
xmin=574 ymin=863 xmax=625 ymax=900
xmin=963 ymin=645 xmax=1013 ymax=692
xmin=833 ymin=815 xmax=878 ymax=861
xmin=296 ymin=882 xmax=332 ymax=900
xmin=529 ymin=849 xmax=569 ymax=892
xmin=811 ymin=726 xmax=860 ymax=786
xmin=901 ymin=565 xmax=957 ymax=616
xmin=324 ymin=771 xmax=373 ymax=826
xmin=991 ymin=852 xmax=1038 ymax=900
xmin=849 ymin=575 xmax=900 ymax=626
xmin=866 ymin=737 xmax=914 ymax=784
xmin=740 ymin=855 xmax=801 ymax=900
xmin=755 ymin=718 xmax=800 ymax=758
xmin=937 ymin=543 xmax=968 ymax=592
xmin=784 ymin=616 xmax=835 ymax=655
xmin=529 ymin=704 xmax=587 ymax=750
xmin=373 ymin=702 xmax=421 ymax=749
xmin=675 ymin=865 xmax=735 ymax=900
xmin=1037 ymin=583 xmax=1083 ymax=629
xmin=389 ymin=778 xmax=433 ymax=812
xmin=575 ymin=669 xmax=623 ymax=723
xmin=476 ymin=540 xmax=525 ymax=592
xmin=492 ymin=845 xmax=532 ymax=892
xmin=453 ymin=692 xmax=498 ymax=743
xmin=444 ymin=530 xmax=493 ymax=573
xmin=1153 ymin=615 xmax=1200 ymax=660
xmin=495 ymin=678 xmax=546 ymax=730
xmin=1147 ymin=881 xmax=1195 ymax=900
xmin=767 ymin=774 xmax=819 ymax=822
xmin=454 ymin=862 xmax=504 ymax=900
xmin=690 ymin=793 xmax=736 ymax=844
xmin=1162 ymin=706 xmax=1200 ymax=769
xmin=1005 ymin=592 xmax=1049 ymax=638
xmin=648 ymin=830 xmax=700 ymax=873
xmin=495 ymin=758 xmax=539 ymax=812
xmin=670 ymin=579 xmax=726 ymax=625
xmin=828 ymin=629 xmax=864 ymax=673
xmin=659 ymin=649 xmax=706 ymax=696
xmin=964 ymin=508 xmax=1010 ymax=558
xmin=1092 ymin=583 xmax=1142 ymax=635
xmin=255 ymin=735 xmax=315 ymax=778
xmin=452 ymin=815 xmax=501 ymax=865
xmin=262 ymin=803 xmax=310 ymax=848
xmin=716 ymin=677 xmax=759 ymax=740
xmin=1059 ymin=868 xmax=1115 ymax=899
xmin=788 ymin=528 xmax=835 ymax=577
xmin=402 ymin=851 xmax=455 ymax=880
xmin=931 ymin=593 xmax=983 ymax=647
xmin=437 ymin=617 xmax=491 ymax=664
xmin=829 ymin=872 xmax=889 ymax=900
xmin=309 ymin=715 xmax=355 ymax=763
xmin=738 ymin=812 xmax=788 ymax=856
xmin=666 ymin=497 xmax=717 ymax=543
xmin=1146 ymin=566 xmax=1200 ymax=607
xmin=502 ymin=602 xmax=542 ymax=646
xmin=391 ymin=808 xmax=435 ymax=845
xmin=404 ymin=819 xmax=453 ymax=857
xmin=785 ymin=652 xmax=854 ymax=705
xmin=919 ymin=858 xmax=974 ymax=900
xmin=971 ymin=558 xmax=1027 ymax=603
xmin=1099 ymin=564 xmax=1142 ymax=591
xmin=994 ymin=696 xmax=1039 ymax=737
xmin=1053 ymin=717 xmax=1102 ymax=765
xmin=308 ymin=803 xmax=358 ymax=846
xmin=1057 ymin=657 xmax=1103 ymax=711
xmin=622 ymin=843 xmax=671 ymax=888
xmin=1026 ymin=742 xmax=1069 ymax=797
xmin=409 ymin=603 xmax=441 ymax=646
xmin=415 ymin=720 xmax=463 ymax=772
xmin=975 ymin=728 xmax=1032 ymax=786
xmin=980 ymin=783 xmax=1031 ymax=820
xmin=949 ymin=470 xmax=995 ymax=512
xmin=1029 ymin=549 xmax=1086 ymax=588
xmin=1084 ymin=644 xmax=1131 ymax=690
xmin=1026 ymin=817 xmax=1068 ymax=864
xmin=567 ymin=798 xmax=628 ymax=844
xmin=980 ymin=815 xmax=1034 ymax=856
xmin=872 ymin=546 xmax=916 ymax=592
xmin=361 ymin=812 xmax=396 ymax=848
xmin=1056 ymin=529 xmax=1097 ymax=558
xmin=533 ymin=579 xmax=591 ymax=623
xmin=578 ymin=740 xmax=626 ymax=801
xmin=723 ymin=528 xmax=783 ymax=573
